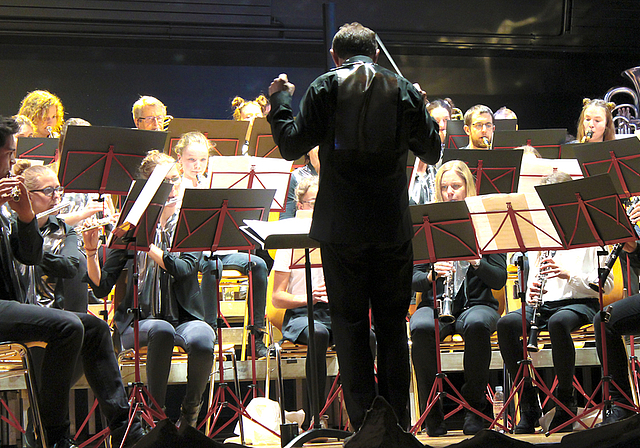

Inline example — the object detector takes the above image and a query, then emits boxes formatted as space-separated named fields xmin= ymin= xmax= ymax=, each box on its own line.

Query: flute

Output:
xmin=36 ymin=201 xmax=72 ymax=219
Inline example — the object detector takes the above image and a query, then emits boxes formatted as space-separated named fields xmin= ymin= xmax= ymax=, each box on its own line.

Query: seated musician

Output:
xmin=574 ymin=98 xmax=616 ymax=143
xmin=271 ymin=177 xmax=333 ymax=418
xmin=12 ymin=163 xmax=79 ymax=310
xmin=497 ymin=171 xmax=614 ymax=433
xmin=409 ymin=99 xmax=450 ymax=206
xmin=0 ymin=116 xmax=143 ymax=448
xmin=173 ymin=131 xmax=271 ymax=358
xmin=132 ymin=95 xmax=171 ymax=131
xmin=593 ymin=201 xmax=640 ymax=425
xmin=410 ymin=160 xmax=507 ymax=436
xmin=232 ymin=95 xmax=269 ymax=122
xmin=17 ymin=90 xmax=63 ymax=138
xmin=462 ymin=104 xmax=494 ymax=150
xmin=83 ymin=150 xmax=215 ymax=428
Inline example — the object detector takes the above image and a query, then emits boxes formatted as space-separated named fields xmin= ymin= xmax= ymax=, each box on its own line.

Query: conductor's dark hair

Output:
xmin=331 ymin=22 xmax=378 ymax=60
xmin=0 ymin=116 xmax=19 ymax=149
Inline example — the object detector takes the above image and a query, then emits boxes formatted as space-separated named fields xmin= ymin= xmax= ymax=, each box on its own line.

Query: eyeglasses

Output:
xmin=299 ymin=199 xmax=316 ymax=206
xmin=441 ymin=183 xmax=464 ymax=191
xmin=138 ymin=115 xmax=173 ymax=125
xmin=30 ymin=186 xmax=64 ymax=197
xmin=471 ymin=122 xmax=494 ymax=131
xmin=165 ymin=176 xmax=182 ymax=185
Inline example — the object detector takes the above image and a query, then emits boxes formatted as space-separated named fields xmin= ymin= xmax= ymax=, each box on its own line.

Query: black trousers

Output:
xmin=594 ymin=294 xmax=640 ymax=403
xmin=0 ymin=301 xmax=131 ymax=441
xmin=320 ymin=240 xmax=413 ymax=430
xmin=498 ymin=301 xmax=595 ymax=394
xmin=410 ymin=304 xmax=499 ymax=412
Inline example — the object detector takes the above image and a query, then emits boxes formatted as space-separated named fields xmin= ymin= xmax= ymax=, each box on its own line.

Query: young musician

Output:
xmin=232 ymin=95 xmax=269 ymax=121
xmin=462 ymin=104 xmax=494 ymax=150
xmin=17 ymin=90 xmax=64 ymax=138
xmin=0 ymin=116 xmax=143 ymax=448
xmin=575 ymin=98 xmax=616 ymax=143
xmin=173 ymin=131 xmax=271 ymax=358
xmin=497 ymin=171 xmax=614 ymax=433
xmin=271 ymin=176 xmax=334 ymax=419
xmin=409 ymin=99 xmax=451 ymax=205
xmin=593 ymin=204 xmax=640 ymax=425
xmin=83 ymin=150 xmax=215 ymax=428
xmin=410 ymin=160 xmax=507 ymax=436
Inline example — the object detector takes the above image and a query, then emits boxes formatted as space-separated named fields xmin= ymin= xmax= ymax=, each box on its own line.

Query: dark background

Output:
xmin=0 ymin=0 xmax=639 ymax=137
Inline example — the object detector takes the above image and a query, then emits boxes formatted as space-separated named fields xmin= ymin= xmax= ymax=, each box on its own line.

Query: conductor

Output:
xmin=268 ymin=22 xmax=441 ymax=430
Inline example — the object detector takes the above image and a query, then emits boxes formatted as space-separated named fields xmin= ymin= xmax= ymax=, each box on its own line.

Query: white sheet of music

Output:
xmin=207 ymin=156 xmax=293 ymax=211
xmin=518 ymin=156 xmax=583 ymax=194
xmin=123 ymin=162 xmax=174 ymax=227
xmin=465 ymin=192 xmax=563 ymax=253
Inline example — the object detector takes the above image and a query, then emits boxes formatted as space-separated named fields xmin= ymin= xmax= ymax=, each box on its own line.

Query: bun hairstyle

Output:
xmin=577 ymin=98 xmax=616 ymax=142
xmin=583 ymin=97 xmax=615 ymax=111
xmin=231 ymin=95 xmax=268 ymax=121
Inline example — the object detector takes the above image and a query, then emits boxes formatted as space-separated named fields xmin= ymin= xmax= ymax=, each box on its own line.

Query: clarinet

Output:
xmin=527 ymin=250 xmax=555 ymax=352
xmin=438 ymin=264 xmax=456 ymax=324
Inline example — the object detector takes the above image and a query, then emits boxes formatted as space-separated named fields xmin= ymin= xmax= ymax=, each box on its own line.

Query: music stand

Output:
xmin=241 ymin=218 xmax=352 ymax=448
xmin=442 ymin=149 xmax=523 ymax=195
xmin=517 ymin=157 xmax=583 ymax=195
xmin=444 ymin=120 xmax=467 ymax=149
xmin=408 ymin=201 xmax=511 ymax=433
xmin=17 ymin=137 xmax=58 ymax=164
xmin=105 ymin=178 xmax=172 ymax=446
xmin=58 ymin=125 xmax=167 ymax=195
xmin=164 ymin=118 xmax=249 ymax=158
xmin=465 ymin=191 xmax=565 ymax=432
xmin=492 ymin=129 xmax=568 ymax=159
xmin=533 ymin=174 xmax=639 ymax=433
xmin=571 ymin=138 xmax=640 ymax=198
xmin=171 ymin=188 xmax=275 ymax=440
xmin=208 ymin=156 xmax=293 ymax=213
xmin=495 ymin=119 xmax=518 ymax=132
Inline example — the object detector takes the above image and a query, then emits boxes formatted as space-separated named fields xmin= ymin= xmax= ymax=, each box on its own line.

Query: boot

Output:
xmin=177 ymin=400 xmax=203 ymax=429
xmin=515 ymin=385 xmax=542 ymax=434
xmin=463 ymin=406 xmax=489 ymax=435
xmin=424 ymin=400 xmax=447 ymax=437
xmin=549 ymin=388 xmax=577 ymax=433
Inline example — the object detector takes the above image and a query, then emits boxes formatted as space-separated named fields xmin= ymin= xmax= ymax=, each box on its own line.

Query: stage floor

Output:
xmin=225 ymin=429 xmax=566 ymax=447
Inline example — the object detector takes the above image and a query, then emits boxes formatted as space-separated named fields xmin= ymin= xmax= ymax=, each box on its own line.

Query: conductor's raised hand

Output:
xmin=269 ymin=73 xmax=295 ymax=97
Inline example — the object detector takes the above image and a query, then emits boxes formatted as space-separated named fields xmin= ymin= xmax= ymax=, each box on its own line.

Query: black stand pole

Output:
xmin=281 ymin=248 xmax=351 ymax=447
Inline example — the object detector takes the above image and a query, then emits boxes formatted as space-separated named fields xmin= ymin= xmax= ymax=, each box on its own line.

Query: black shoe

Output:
xmin=251 ymin=337 xmax=269 ymax=359
xmin=549 ymin=406 xmax=577 ymax=433
xmin=463 ymin=409 xmax=487 ymax=435
xmin=111 ymin=418 xmax=145 ymax=448
xmin=514 ymin=386 xmax=542 ymax=434
xmin=424 ymin=403 xmax=447 ymax=437
xmin=549 ymin=389 xmax=577 ymax=433
xmin=51 ymin=438 xmax=78 ymax=448
xmin=600 ymin=405 xmax=636 ymax=426
xmin=177 ymin=401 xmax=203 ymax=429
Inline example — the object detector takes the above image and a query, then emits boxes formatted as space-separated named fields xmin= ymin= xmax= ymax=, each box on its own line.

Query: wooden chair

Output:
xmin=0 ymin=341 xmax=47 ymax=448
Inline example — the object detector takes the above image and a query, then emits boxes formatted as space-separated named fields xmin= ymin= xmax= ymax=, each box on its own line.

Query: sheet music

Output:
xmin=123 ymin=163 xmax=174 ymax=227
xmin=208 ymin=156 xmax=293 ymax=211
xmin=465 ymin=192 xmax=563 ymax=253
xmin=518 ymin=156 xmax=583 ymax=194
xmin=243 ymin=217 xmax=312 ymax=242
